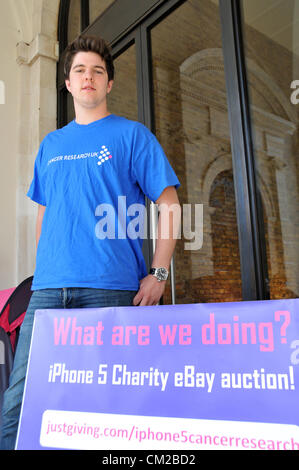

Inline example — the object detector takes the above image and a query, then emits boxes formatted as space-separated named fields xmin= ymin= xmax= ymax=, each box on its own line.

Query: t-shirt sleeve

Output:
xmin=131 ymin=124 xmax=180 ymax=202
xmin=27 ymin=141 xmax=47 ymax=206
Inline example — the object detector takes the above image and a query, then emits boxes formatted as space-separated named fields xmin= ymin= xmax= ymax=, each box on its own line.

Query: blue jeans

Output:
xmin=0 ymin=287 xmax=136 ymax=450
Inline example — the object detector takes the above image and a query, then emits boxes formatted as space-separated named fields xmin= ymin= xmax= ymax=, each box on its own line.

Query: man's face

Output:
xmin=65 ymin=51 xmax=113 ymax=111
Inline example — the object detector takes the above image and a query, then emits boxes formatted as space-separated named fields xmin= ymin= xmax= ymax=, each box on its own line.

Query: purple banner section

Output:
xmin=16 ymin=298 xmax=299 ymax=450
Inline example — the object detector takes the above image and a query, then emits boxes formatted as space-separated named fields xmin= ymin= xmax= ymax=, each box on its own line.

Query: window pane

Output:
xmin=89 ymin=0 xmax=116 ymax=24
xmin=242 ymin=0 xmax=299 ymax=299
xmin=68 ymin=0 xmax=81 ymax=43
xmin=108 ymin=45 xmax=138 ymax=121
xmin=151 ymin=0 xmax=242 ymax=304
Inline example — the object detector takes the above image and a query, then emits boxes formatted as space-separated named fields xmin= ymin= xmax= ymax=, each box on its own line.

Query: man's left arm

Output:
xmin=133 ymin=186 xmax=181 ymax=306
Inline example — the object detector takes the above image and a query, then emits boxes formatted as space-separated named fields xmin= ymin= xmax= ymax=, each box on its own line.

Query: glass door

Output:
xmin=241 ymin=0 xmax=299 ymax=300
xmin=57 ymin=0 xmax=267 ymax=304
xmin=148 ymin=0 xmax=243 ymax=304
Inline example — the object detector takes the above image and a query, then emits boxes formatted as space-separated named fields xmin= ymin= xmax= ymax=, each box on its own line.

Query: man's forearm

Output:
xmin=132 ymin=186 xmax=181 ymax=306
xmin=151 ymin=186 xmax=181 ymax=269
xmin=151 ymin=213 xmax=180 ymax=270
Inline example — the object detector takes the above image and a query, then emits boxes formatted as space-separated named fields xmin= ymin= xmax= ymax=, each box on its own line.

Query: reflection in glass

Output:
xmin=151 ymin=0 xmax=242 ymax=304
xmin=242 ymin=0 xmax=299 ymax=299
xmin=108 ymin=45 xmax=138 ymax=121
xmin=89 ymin=0 xmax=115 ymax=24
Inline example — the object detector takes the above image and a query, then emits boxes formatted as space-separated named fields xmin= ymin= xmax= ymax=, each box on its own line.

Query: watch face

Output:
xmin=156 ymin=268 xmax=168 ymax=281
xmin=150 ymin=267 xmax=169 ymax=281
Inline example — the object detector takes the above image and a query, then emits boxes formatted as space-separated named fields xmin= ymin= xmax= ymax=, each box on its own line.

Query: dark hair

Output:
xmin=64 ymin=35 xmax=114 ymax=81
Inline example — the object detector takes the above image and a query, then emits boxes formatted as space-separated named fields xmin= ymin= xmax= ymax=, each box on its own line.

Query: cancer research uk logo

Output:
xmin=46 ymin=144 xmax=112 ymax=167
xmin=97 ymin=145 xmax=112 ymax=166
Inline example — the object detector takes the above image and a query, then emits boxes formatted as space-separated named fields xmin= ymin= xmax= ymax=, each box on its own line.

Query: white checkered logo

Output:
xmin=98 ymin=145 xmax=112 ymax=166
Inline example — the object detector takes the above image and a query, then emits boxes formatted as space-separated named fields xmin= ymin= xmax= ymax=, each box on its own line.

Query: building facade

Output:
xmin=1 ymin=0 xmax=298 ymax=306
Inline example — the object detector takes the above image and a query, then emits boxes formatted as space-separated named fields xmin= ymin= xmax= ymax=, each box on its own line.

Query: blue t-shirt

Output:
xmin=27 ymin=114 xmax=180 ymax=291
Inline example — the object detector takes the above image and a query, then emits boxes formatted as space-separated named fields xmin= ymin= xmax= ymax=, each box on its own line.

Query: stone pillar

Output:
xmin=15 ymin=5 xmax=59 ymax=283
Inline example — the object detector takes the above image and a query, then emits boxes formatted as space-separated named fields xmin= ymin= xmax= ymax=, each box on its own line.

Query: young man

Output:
xmin=0 ymin=35 xmax=180 ymax=449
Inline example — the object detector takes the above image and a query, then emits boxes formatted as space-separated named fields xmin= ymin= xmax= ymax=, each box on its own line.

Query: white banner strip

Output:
xmin=40 ymin=409 xmax=299 ymax=450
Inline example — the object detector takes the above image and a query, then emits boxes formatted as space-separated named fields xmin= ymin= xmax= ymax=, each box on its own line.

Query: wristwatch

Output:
xmin=149 ymin=267 xmax=169 ymax=282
